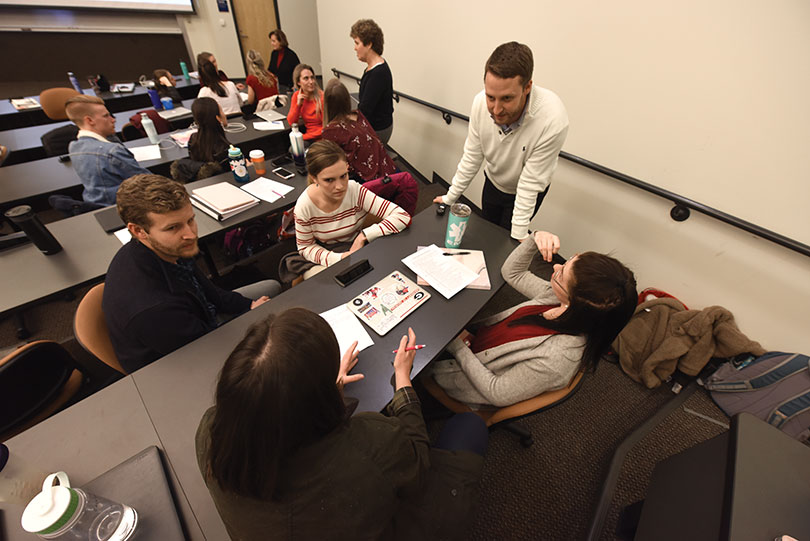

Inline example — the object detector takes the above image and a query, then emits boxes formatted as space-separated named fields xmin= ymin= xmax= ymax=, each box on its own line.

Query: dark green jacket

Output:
xmin=195 ymin=388 xmax=483 ymax=540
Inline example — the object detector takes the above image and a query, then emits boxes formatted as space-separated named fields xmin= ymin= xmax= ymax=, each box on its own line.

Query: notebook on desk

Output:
xmin=94 ymin=207 xmax=125 ymax=232
xmin=83 ymin=446 xmax=185 ymax=541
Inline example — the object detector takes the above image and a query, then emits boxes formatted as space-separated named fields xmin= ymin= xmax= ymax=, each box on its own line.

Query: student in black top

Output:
xmin=350 ymin=19 xmax=394 ymax=144
xmin=268 ymin=29 xmax=300 ymax=90
xmin=102 ymin=174 xmax=281 ymax=373
xmin=153 ymin=69 xmax=182 ymax=104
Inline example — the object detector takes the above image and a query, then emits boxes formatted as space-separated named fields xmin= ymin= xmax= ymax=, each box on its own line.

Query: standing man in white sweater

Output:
xmin=434 ymin=42 xmax=568 ymax=241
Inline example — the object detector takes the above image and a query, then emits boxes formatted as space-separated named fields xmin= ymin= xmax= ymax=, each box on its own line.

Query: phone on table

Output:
xmin=271 ymin=154 xmax=292 ymax=166
xmin=272 ymin=167 xmax=295 ymax=180
xmin=334 ymin=259 xmax=373 ymax=287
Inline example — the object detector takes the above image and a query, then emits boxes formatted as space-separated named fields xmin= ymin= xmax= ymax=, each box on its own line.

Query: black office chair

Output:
xmin=40 ymin=124 xmax=79 ymax=157
xmin=0 ymin=341 xmax=87 ymax=441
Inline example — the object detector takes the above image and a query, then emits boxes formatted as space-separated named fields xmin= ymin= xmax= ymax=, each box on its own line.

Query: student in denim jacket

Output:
xmin=66 ymin=95 xmax=150 ymax=206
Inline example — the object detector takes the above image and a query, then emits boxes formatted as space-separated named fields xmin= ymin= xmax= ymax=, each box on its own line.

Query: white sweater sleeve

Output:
xmin=357 ymin=183 xmax=412 ymax=242
xmin=444 ymin=93 xmax=485 ymax=205
xmin=509 ymin=124 xmax=569 ymax=240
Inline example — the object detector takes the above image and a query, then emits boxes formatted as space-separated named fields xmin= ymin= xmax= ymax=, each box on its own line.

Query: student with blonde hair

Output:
xmin=244 ymin=49 xmax=278 ymax=106
xmin=66 ymin=94 xmax=149 ymax=205
xmin=287 ymin=63 xmax=324 ymax=141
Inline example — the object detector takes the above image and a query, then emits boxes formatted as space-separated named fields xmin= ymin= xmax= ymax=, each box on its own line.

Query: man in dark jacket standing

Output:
xmin=103 ymin=174 xmax=281 ymax=373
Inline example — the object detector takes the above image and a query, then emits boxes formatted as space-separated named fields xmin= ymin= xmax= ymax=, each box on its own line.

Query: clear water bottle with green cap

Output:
xmin=140 ymin=113 xmax=159 ymax=145
xmin=21 ymin=471 xmax=138 ymax=540
xmin=228 ymin=145 xmax=250 ymax=183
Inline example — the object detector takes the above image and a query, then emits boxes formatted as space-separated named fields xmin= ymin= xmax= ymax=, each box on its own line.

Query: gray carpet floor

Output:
xmin=0 ymin=161 xmax=731 ymax=540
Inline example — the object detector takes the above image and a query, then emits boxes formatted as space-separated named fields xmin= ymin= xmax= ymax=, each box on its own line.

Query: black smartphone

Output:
xmin=271 ymin=154 xmax=292 ymax=166
xmin=334 ymin=259 xmax=373 ymax=287
xmin=272 ymin=167 xmax=295 ymax=180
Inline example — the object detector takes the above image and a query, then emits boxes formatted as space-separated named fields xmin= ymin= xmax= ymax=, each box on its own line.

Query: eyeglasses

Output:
xmin=551 ymin=255 xmax=577 ymax=298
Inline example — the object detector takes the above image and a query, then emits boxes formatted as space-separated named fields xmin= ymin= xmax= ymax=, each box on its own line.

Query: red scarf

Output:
xmin=470 ymin=305 xmax=560 ymax=353
xmin=276 ymin=49 xmax=284 ymax=69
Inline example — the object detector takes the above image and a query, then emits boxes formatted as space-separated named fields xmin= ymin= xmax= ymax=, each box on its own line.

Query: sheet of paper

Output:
xmin=320 ymin=304 xmax=374 ymax=355
xmin=114 ymin=228 xmax=132 ymax=245
xmin=130 ymin=144 xmax=161 ymax=162
xmin=240 ymin=176 xmax=295 ymax=203
xmin=239 ymin=91 xmax=249 ymax=102
xmin=401 ymin=244 xmax=479 ymax=299
xmin=253 ymin=120 xmax=285 ymax=131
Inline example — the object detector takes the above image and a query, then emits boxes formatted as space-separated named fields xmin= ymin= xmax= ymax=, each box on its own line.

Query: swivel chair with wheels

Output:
xmin=421 ymin=368 xmax=586 ymax=447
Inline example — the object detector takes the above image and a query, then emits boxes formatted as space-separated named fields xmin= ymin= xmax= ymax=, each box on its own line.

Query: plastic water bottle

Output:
xmin=140 ymin=113 xmax=159 ymax=144
xmin=289 ymin=124 xmax=305 ymax=165
xmin=22 ymin=472 xmax=138 ymax=540
xmin=67 ymin=72 xmax=82 ymax=93
xmin=228 ymin=145 xmax=250 ymax=183
xmin=180 ymin=60 xmax=190 ymax=80
xmin=0 ymin=443 xmax=47 ymax=506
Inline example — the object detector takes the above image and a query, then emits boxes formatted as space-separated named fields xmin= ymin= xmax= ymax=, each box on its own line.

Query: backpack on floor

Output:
xmin=705 ymin=352 xmax=810 ymax=445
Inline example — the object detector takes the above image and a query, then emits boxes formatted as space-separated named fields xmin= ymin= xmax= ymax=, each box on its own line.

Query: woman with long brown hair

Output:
xmin=429 ymin=231 xmax=638 ymax=407
xmin=322 ymin=78 xmax=395 ymax=182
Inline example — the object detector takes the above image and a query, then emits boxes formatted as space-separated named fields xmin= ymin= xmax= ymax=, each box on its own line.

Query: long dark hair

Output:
xmin=189 ymin=98 xmax=229 ymax=163
xmin=512 ymin=252 xmax=637 ymax=371
xmin=199 ymin=60 xmax=226 ymax=97
xmin=206 ymin=308 xmax=347 ymax=500
xmin=323 ymin=78 xmax=353 ymax=126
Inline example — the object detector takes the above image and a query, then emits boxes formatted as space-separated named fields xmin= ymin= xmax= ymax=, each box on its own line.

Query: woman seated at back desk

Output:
xmin=244 ymin=49 xmax=279 ymax=106
xmin=153 ymin=69 xmax=182 ymax=105
xmin=426 ymin=231 xmax=638 ymax=408
xmin=322 ymin=78 xmax=395 ymax=183
xmin=290 ymin=140 xmax=410 ymax=280
xmin=197 ymin=61 xmax=242 ymax=116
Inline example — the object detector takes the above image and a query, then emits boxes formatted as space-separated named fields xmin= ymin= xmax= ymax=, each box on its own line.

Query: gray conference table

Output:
xmin=0 ymin=166 xmax=307 ymax=318
xmin=0 ymin=209 xmax=516 ymax=540
xmin=2 ymin=99 xmax=195 ymax=165
xmin=0 ymin=377 xmax=205 ymax=540
xmin=0 ymin=76 xmax=200 ymax=131
xmin=0 ymin=113 xmax=292 ymax=212
xmin=131 ymin=210 xmax=517 ymax=539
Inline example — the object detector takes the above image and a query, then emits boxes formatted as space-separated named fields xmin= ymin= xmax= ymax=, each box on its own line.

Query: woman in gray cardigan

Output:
xmin=428 ymin=231 xmax=637 ymax=408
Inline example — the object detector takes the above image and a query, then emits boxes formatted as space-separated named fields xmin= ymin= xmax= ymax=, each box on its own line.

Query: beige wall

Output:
xmin=277 ymin=0 xmax=322 ymax=75
xmin=318 ymin=0 xmax=810 ymax=353
xmin=177 ymin=0 xmax=244 ymax=78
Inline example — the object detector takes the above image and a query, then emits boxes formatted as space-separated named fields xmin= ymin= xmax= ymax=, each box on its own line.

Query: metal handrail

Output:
xmin=332 ymin=68 xmax=810 ymax=258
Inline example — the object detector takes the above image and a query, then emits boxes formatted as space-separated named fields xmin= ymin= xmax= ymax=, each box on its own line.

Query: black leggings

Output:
xmin=481 ymin=174 xmax=548 ymax=232
xmin=434 ymin=412 xmax=488 ymax=456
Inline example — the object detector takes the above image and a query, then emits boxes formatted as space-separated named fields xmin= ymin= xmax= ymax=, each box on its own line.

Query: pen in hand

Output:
xmin=392 ymin=344 xmax=426 ymax=353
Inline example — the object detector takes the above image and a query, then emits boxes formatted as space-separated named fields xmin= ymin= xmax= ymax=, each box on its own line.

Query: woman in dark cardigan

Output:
xmin=196 ymin=308 xmax=488 ymax=540
xmin=268 ymin=29 xmax=300 ymax=89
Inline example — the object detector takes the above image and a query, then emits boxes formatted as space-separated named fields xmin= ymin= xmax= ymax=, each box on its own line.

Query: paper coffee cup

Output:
xmin=249 ymin=149 xmax=266 ymax=175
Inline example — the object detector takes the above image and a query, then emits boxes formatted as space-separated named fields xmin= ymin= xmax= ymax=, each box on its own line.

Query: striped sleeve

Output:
xmin=357 ymin=184 xmax=412 ymax=243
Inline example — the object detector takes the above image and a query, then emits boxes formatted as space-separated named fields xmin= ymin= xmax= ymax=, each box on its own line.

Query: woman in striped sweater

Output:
xmin=294 ymin=140 xmax=411 ymax=279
